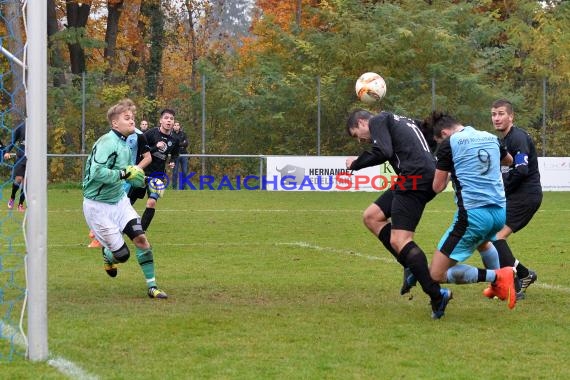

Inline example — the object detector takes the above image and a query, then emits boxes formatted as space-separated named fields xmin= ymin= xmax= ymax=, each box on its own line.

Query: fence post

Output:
xmin=201 ymin=73 xmax=206 ymax=176
xmin=431 ymin=77 xmax=436 ymax=111
xmin=542 ymin=77 xmax=547 ymax=157
xmin=81 ymin=72 xmax=86 ymax=181
xmin=259 ymin=155 xmax=264 ymax=190
xmin=317 ymin=75 xmax=321 ymax=156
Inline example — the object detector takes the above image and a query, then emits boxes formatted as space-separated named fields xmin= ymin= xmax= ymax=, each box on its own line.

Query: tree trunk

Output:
xmin=47 ymin=0 xmax=67 ymax=86
xmin=140 ymin=0 xmax=164 ymax=102
xmin=126 ymin=16 xmax=146 ymax=76
xmin=185 ymin=1 xmax=199 ymax=91
xmin=104 ymin=0 xmax=124 ymax=81
xmin=65 ymin=1 xmax=91 ymax=75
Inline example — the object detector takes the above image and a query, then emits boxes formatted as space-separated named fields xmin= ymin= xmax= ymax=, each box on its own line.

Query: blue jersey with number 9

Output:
xmin=436 ymin=126 xmax=506 ymax=210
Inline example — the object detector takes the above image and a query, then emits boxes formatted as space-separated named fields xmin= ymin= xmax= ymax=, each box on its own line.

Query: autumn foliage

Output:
xmin=3 ymin=0 xmax=570 ymax=171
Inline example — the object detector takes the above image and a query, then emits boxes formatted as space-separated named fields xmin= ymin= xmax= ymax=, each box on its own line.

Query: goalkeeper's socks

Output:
xmin=141 ymin=208 xmax=155 ymax=231
xmin=19 ymin=191 xmax=25 ymax=205
xmin=103 ymin=247 xmax=117 ymax=264
xmin=136 ymin=247 xmax=157 ymax=288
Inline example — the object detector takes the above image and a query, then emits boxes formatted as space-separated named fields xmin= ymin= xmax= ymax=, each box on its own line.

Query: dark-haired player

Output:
xmin=345 ymin=109 xmax=451 ymax=319
xmin=133 ymin=108 xmax=179 ymax=231
xmin=4 ymin=123 xmax=26 ymax=212
xmin=426 ymin=111 xmax=516 ymax=310
xmin=489 ymin=99 xmax=541 ymax=299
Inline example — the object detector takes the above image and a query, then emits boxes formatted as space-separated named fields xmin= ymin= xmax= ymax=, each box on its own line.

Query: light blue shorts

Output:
xmin=437 ymin=205 xmax=506 ymax=263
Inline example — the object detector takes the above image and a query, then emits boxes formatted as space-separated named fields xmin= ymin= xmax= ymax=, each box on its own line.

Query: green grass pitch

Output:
xmin=4 ymin=189 xmax=570 ymax=379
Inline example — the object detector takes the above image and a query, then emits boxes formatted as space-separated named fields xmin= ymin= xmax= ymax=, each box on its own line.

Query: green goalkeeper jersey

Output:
xmin=83 ymin=130 xmax=131 ymax=203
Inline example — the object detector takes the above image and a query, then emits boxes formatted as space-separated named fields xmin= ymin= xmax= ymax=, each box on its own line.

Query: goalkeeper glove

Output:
xmin=148 ymin=178 xmax=165 ymax=198
xmin=120 ymin=165 xmax=146 ymax=188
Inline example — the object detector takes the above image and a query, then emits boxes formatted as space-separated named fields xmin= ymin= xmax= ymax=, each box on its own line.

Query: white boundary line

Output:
xmin=8 ymin=239 xmax=570 ymax=292
xmin=285 ymin=241 xmax=570 ymax=293
xmin=46 ymin=357 xmax=98 ymax=380
xmin=48 ymin=240 xmax=570 ymax=293
xmin=1 ymin=323 xmax=98 ymax=379
xmin=535 ymin=282 xmax=570 ymax=293
xmin=276 ymin=241 xmax=396 ymax=264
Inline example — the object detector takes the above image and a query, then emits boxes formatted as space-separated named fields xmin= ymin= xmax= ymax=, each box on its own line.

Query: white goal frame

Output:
xmin=26 ymin=1 xmax=48 ymax=361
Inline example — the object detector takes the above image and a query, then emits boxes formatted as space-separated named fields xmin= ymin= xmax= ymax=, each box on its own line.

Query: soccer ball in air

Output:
xmin=355 ymin=72 xmax=387 ymax=104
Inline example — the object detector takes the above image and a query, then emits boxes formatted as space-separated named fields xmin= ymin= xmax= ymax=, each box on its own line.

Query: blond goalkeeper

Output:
xmin=82 ymin=99 xmax=167 ymax=299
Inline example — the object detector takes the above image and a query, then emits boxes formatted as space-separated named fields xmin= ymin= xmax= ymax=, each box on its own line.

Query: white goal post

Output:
xmin=26 ymin=1 xmax=48 ymax=361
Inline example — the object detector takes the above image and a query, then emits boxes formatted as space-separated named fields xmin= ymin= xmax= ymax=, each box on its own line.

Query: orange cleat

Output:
xmin=88 ymin=239 xmax=102 ymax=248
xmin=491 ymin=267 xmax=517 ymax=309
xmin=482 ymin=285 xmax=496 ymax=299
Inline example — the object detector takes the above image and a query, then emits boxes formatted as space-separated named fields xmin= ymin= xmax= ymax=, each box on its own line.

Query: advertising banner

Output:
xmin=266 ymin=156 xmax=570 ymax=192
xmin=539 ymin=157 xmax=570 ymax=191
xmin=266 ymin=156 xmax=398 ymax=192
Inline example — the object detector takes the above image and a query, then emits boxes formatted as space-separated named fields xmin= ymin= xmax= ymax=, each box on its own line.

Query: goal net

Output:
xmin=1 ymin=0 xmax=47 ymax=361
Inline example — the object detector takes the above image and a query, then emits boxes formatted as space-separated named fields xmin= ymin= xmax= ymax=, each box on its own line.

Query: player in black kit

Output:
xmin=490 ymin=99 xmax=541 ymax=299
xmin=345 ymin=109 xmax=450 ymax=319
xmin=132 ymin=108 xmax=179 ymax=231
xmin=3 ymin=123 xmax=27 ymax=211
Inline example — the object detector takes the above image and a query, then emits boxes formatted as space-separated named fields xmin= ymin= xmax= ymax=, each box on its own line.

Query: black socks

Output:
xmin=141 ymin=208 xmax=155 ymax=231
xmin=377 ymin=224 xmax=399 ymax=261
xmin=399 ymin=241 xmax=441 ymax=301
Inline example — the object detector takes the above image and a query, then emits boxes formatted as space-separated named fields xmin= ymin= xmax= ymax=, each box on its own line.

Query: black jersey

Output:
xmin=4 ymin=123 xmax=25 ymax=159
xmin=350 ymin=112 xmax=436 ymax=189
xmin=501 ymin=126 xmax=542 ymax=196
xmin=143 ymin=127 xmax=180 ymax=175
xmin=172 ymin=130 xmax=189 ymax=154
xmin=135 ymin=132 xmax=150 ymax=165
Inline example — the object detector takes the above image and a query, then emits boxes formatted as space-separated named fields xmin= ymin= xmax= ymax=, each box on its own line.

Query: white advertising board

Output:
xmin=265 ymin=156 xmax=570 ymax=192
xmin=266 ymin=156 xmax=400 ymax=192
xmin=539 ymin=157 xmax=570 ymax=191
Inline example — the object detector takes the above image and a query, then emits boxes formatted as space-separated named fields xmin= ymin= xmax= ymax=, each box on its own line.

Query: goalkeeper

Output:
xmin=82 ymin=99 xmax=168 ymax=299
xmin=88 ymin=120 xmax=157 ymax=247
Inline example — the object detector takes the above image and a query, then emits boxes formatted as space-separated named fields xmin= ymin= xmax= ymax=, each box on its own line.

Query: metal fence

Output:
xmin=46 ymin=154 xmax=267 ymax=187
xmin=47 ymin=72 xmax=570 ymax=164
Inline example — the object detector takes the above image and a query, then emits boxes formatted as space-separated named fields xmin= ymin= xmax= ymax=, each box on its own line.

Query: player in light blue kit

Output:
xmin=425 ymin=111 xmax=517 ymax=311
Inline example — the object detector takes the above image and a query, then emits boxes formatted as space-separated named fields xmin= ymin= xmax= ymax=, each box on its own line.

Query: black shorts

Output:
xmin=128 ymin=186 xmax=148 ymax=201
xmin=13 ymin=156 xmax=26 ymax=178
xmin=506 ymin=192 xmax=542 ymax=233
xmin=374 ymin=186 xmax=436 ymax=232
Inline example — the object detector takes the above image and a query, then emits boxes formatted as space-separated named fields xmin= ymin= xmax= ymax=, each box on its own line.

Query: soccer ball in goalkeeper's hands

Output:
xmin=355 ymin=72 xmax=387 ymax=104
xmin=148 ymin=177 xmax=165 ymax=198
